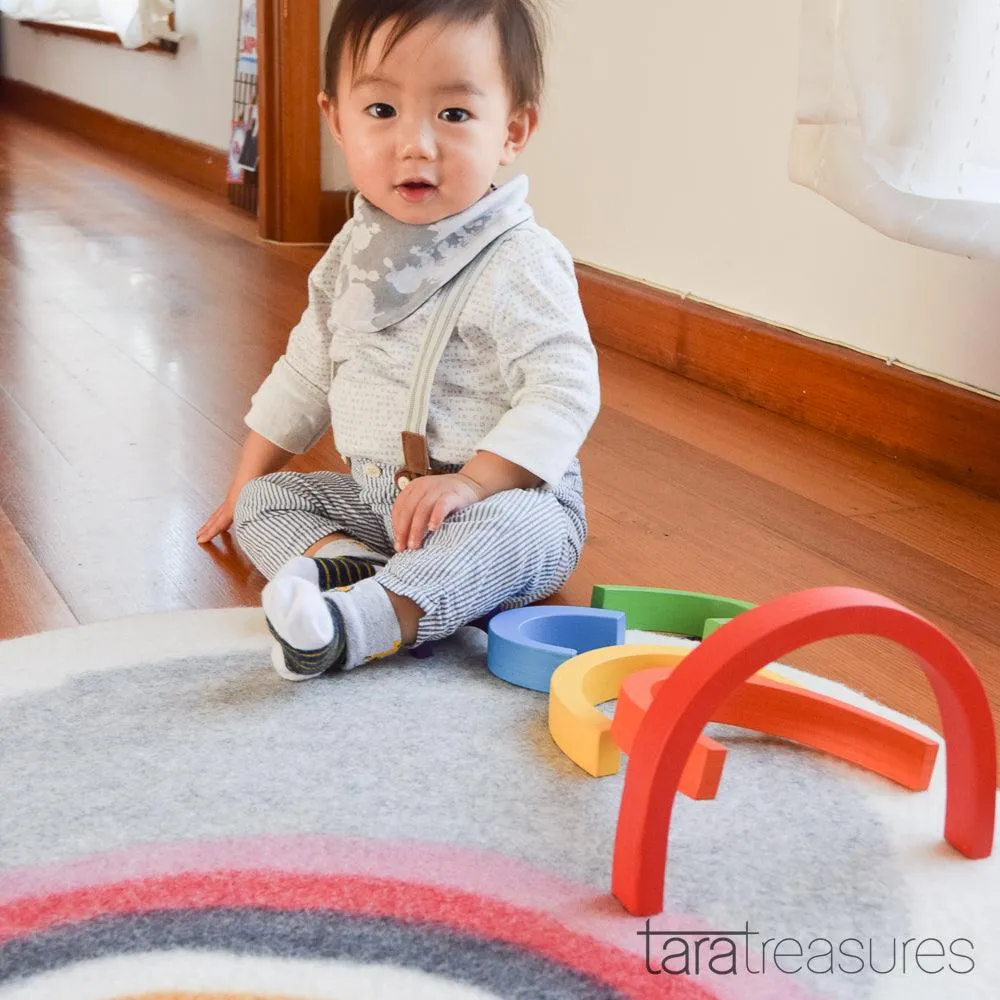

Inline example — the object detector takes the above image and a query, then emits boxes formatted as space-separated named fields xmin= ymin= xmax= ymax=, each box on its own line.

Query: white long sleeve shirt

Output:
xmin=245 ymin=219 xmax=600 ymax=488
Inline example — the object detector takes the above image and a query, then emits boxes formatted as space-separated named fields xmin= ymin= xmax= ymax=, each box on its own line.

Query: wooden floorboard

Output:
xmin=1 ymin=107 xmax=998 ymax=773
xmin=0 ymin=506 xmax=78 ymax=638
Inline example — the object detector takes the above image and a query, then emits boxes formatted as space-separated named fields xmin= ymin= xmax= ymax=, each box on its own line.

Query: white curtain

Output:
xmin=0 ymin=0 xmax=176 ymax=49
xmin=790 ymin=0 xmax=1000 ymax=260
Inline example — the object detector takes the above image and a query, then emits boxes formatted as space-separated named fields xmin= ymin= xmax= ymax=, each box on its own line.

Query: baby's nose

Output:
xmin=397 ymin=120 xmax=437 ymax=160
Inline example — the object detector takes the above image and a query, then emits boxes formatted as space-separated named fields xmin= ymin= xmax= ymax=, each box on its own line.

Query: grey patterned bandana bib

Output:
xmin=329 ymin=174 xmax=533 ymax=333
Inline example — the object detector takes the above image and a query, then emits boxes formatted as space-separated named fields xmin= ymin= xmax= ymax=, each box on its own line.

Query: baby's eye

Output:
xmin=365 ymin=103 xmax=396 ymax=119
xmin=439 ymin=108 xmax=471 ymax=123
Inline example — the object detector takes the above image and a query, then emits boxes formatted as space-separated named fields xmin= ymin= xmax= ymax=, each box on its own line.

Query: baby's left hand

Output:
xmin=391 ymin=473 xmax=484 ymax=552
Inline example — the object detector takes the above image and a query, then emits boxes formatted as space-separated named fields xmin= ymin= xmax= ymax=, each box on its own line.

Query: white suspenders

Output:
xmin=394 ymin=229 xmax=520 ymax=490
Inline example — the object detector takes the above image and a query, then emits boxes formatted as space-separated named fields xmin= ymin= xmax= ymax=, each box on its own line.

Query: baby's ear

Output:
xmin=318 ymin=91 xmax=345 ymax=147
xmin=500 ymin=104 xmax=539 ymax=165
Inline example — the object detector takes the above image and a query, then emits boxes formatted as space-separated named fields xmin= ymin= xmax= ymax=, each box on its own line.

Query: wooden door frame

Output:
xmin=258 ymin=0 xmax=323 ymax=243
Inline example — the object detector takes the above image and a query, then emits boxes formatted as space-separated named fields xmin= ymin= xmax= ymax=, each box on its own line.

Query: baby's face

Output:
xmin=322 ymin=16 xmax=535 ymax=225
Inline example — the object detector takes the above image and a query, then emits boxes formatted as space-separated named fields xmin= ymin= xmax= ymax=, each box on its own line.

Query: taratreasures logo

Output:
xmin=639 ymin=921 xmax=975 ymax=977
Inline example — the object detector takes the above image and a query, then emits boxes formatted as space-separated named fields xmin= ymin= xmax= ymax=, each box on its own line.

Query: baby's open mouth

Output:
xmin=396 ymin=181 xmax=437 ymax=203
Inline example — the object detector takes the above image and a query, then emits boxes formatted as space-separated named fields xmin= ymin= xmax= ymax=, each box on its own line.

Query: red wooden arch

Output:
xmin=612 ymin=587 xmax=997 ymax=916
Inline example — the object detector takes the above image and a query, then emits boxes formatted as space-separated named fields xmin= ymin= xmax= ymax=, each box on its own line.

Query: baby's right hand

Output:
xmin=197 ymin=497 xmax=237 ymax=544
xmin=197 ymin=431 xmax=294 ymax=545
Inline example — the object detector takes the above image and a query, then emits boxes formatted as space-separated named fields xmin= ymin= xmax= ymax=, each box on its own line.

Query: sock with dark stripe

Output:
xmin=294 ymin=538 xmax=387 ymax=591
xmin=312 ymin=555 xmax=380 ymax=590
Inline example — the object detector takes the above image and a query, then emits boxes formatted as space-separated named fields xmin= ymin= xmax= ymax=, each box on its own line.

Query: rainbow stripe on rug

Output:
xmin=0 ymin=608 xmax=997 ymax=998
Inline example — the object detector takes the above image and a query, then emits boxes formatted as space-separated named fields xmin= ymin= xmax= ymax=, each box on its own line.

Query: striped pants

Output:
xmin=233 ymin=458 xmax=588 ymax=645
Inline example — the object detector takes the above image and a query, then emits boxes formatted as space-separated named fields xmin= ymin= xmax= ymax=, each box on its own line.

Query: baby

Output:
xmin=198 ymin=0 xmax=600 ymax=680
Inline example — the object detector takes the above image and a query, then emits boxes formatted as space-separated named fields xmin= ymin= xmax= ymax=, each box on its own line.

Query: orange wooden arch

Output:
xmin=612 ymin=587 xmax=997 ymax=916
xmin=612 ymin=668 xmax=939 ymax=793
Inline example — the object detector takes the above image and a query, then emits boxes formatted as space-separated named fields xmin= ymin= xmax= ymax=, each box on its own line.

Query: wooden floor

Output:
xmin=2 ymin=108 xmax=999 ymax=771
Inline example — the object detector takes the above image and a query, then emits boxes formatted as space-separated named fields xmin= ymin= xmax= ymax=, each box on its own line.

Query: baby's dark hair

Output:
xmin=323 ymin=0 xmax=547 ymax=109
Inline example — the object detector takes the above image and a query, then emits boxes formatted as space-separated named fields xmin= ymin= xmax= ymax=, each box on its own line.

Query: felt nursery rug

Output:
xmin=0 ymin=608 xmax=997 ymax=1000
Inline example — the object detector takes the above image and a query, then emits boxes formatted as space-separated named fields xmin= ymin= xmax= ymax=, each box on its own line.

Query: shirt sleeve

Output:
xmin=243 ymin=223 xmax=352 ymax=453
xmin=475 ymin=228 xmax=601 ymax=487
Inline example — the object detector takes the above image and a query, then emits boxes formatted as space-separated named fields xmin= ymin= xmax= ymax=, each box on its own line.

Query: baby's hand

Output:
xmin=197 ymin=497 xmax=237 ymax=544
xmin=391 ymin=473 xmax=484 ymax=552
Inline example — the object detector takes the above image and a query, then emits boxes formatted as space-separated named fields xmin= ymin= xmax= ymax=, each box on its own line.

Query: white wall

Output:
xmin=320 ymin=0 xmax=1000 ymax=398
xmin=1 ymin=0 xmax=241 ymax=149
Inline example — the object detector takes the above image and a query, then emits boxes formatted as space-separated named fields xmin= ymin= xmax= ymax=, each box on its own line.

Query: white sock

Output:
xmin=325 ymin=577 xmax=403 ymax=670
xmin=262 ymin=576 xmax=333 ymax=651
xmin=273 ymin=555 xmax=321 ymax=588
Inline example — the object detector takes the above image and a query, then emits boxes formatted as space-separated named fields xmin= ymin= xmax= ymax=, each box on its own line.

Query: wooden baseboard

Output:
xmin=0 ymin=78 xmax=227 ymax=196
xmin=578 ymin=264 xmax=1000 ymax=499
